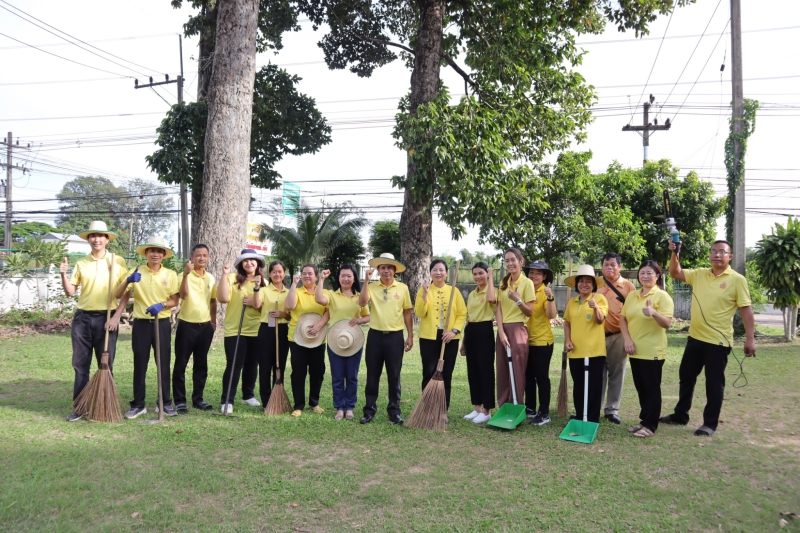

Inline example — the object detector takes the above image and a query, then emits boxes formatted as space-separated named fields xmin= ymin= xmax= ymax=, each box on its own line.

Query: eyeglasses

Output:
xmin=383 ymin=288 xmax=388 ymax=301
xmin=709 ymin=249 xmax=731 ymax=256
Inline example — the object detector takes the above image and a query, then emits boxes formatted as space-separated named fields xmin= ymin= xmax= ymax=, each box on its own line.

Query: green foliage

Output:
xmin=368 ymin=220 xmax=401 ymax=260
xmin=18 ymin=237 xmax=68 ymax=270
xmin=745 ymin=260 xmax=768 ymax=313
xmin=0 ymin=222 xmax=54 ymax=244
xmin=724 ymin=98 xmax=760 ymax=243
xmin=319 ymin=227 xmax=366 ymax=291
xmin=753 ymin=217 xmax=800 ymax=310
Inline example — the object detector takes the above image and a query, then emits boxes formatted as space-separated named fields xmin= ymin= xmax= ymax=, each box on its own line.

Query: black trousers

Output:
xmin=172 ymin=320 xmax=214 ymax=405
xmin=289 ymin=341 xmax=326 ymax=410
xmin=363 ymin=329 xmax=404 ymax=418
xmin=70 ymin=310 xmax=119 ymax=401
xmin=240 ymin=335 xmax=260 ymax=402
xmin=526 ymin=344 xmax=554 ymax=415
xmin=220 ymin=335 xmax=259 ymax=405
xmin=669 ymin=336 xmax=731 ymax=430
xmin=131 ymin=318 xmax=172 ymax=409
xmin=629 ymin=358 xmax=665 ymax=432
xmin=419 ymin=330 xmax=460 ymax=409
xmin=569 ymin=356 xmax=606 ymax=423
xmin=257 ymin=322 xmax=290 ymax=406
xmin=464 ymin=321 xmax=495 ymax=409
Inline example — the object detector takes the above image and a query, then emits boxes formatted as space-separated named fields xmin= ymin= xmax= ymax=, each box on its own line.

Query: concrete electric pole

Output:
xmin=622 ymin=95 xmax=671 ymax=166
xmin=1 ymin=133 xmax=30 ymax=249
xmin=730 ymin=0 xmax=746 ymax=275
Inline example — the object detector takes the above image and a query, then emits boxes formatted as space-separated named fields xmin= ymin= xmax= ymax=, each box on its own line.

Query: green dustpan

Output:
xmin=487 ymin=345 xmax=527 ymax=430
xmin=559 ymin=357 xmax=599 ymax=444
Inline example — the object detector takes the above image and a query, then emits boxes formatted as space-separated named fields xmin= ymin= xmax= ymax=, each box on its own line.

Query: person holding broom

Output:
xmin=115 ymin=236 xmax=180 ymax=419
xmin=216 ymin=249 xmax=264 ymax=414
xmin=414 ymin=259 xmax=467 ymax=420
xmin=495 ymin=248 xmax=536 ymax=410
xmin=60 ymin=220 xmax=129 ymax=422
xmin=358 ymin=253 xmax=414 ymax=425
xmin=460 ymin=262 xmax=496 ymax=424
xmin=256 ymin=260 xmax=291 ymax=408
xmin=315 ymin=264 xmax=370 ymax=420
xmin=620 ymin=260 xmax=674 ymax=438
xmin=172 ymin=243 xmax=217 ymax=413
xmin=525 ymin=260 xmax=558 ymax=426
xmin=563 ymin=265 xmax=609 ymax=423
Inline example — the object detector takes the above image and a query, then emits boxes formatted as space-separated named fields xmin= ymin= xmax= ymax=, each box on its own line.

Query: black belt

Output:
xmin=373 ymin=330 xmax=402 ymax=335
xmin=605 ymin=331 xmax=620 ymax=337
xmin=178 ymin=319 xmax=211 ymax=325
xmin=78 ymin=310 xmax=107 ymax=316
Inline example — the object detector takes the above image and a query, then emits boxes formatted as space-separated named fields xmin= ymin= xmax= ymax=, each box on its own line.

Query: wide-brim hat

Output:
xmin=327 ymin=320 xmax=365 ymax=357
xmin=78 ymin=220 xmax=118 ymax=241
xmin=525 ymin=260 xmax=554 ymax=285
xmin=136 ymin=236 xmax=174 ymax=259
xmin=294 ymin=313 xmax=325 ymax=348
xmin=564 ymin=264 xmax=605 ymax=290
xmin=368 ymin=252 xmax=406 ymax=273
xmin=233 ymin=249 xmax=265 ymax=269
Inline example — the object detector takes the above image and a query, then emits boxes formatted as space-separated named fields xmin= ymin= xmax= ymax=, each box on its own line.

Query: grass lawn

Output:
xmin=0 ymin=326 xmax=798 ymax=533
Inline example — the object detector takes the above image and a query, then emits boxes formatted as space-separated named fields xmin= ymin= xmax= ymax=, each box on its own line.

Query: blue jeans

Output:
xmin=328 ymin=346 xmax=362 ymax=410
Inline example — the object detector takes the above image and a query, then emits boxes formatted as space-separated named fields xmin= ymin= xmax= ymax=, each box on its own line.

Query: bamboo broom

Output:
xmin=265 ymin=302 xmax=292 ymax=415
xmin=556 ymin=259 xmax=573 ymax=417
xmin=406 ymin=261 xmax=461 ymax=431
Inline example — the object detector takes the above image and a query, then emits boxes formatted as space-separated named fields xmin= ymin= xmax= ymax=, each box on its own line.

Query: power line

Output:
xmin=575 ymin=25 xmax=800 ymax=45
xmin=0 ymin=32 xmax=174 ymax=50
xmin=627 ymin=8 xmax=675 ymax=124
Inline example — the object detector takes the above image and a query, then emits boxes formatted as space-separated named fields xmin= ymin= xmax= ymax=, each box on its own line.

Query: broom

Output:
xmin=265 ymin=302 xmax=292 ymax=415
xmin=73 ymin=254 xmax=123 ymax=421
xmin=556 ymin=259 xmax=573 ymax=417
xmin=406 ymin=261 xmax=460 ymax=431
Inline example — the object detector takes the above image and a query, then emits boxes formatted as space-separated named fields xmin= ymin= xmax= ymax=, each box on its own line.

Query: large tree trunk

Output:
xmin=195 ymin=0 xmax=259 ymax=278
xmin=400 ymin=0 xmax=445 ymax=301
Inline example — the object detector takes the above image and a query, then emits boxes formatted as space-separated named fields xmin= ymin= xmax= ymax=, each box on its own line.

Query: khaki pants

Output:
xmin=601 ymin=332 xmax=627 ymax=416
xmin=496 ymin=322 xmax=529 ymax=406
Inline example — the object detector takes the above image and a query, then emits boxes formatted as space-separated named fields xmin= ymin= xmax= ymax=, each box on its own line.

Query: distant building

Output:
xmin=41 ymin=233 xmax=91 ymax=254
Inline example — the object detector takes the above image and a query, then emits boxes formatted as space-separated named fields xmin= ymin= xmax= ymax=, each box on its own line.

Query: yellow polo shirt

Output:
xmin=324 ymin=289 xmax=369 ymax=324
xmin=467 ymin=286 xmax=496 ymax=323
xmin=366 ymin=280 xmax=412 ymax=331
xmin=564 ymin=294 xmax=609 ymax=359
xmin=498 ymin=275 xmax=535 ymax=324
xmin=684 ymin=267 xmax=751 ymax=345
xmin=414 ymin=285 xmax=467 ymax=340
xmin=621 ymin=286 xmax=674 ymax=360
xmin=177 ymin=270 xmax=216 ymax=324
xmin=69 ymin=253 xmax=128 ymax=311
xmin=528 ymin=283 xmax=554 ymax=346
xmin=260 ymin=283 xmax=290 ymax=324
xmin=287 ymin=285 xmax=326 ymax=342
xmin=126 ymin=264 xmax=179 ymax=320
xmin=223 ymin=273 xmax=261 ymax=337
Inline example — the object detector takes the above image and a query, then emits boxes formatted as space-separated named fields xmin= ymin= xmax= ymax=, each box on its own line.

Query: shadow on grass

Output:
xmin=0 ymin=379 xmax=87 ymax=417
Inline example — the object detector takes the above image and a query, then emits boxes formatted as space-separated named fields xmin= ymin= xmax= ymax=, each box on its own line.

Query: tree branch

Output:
xmin=442 ymin=53 xmax=478 ymax=89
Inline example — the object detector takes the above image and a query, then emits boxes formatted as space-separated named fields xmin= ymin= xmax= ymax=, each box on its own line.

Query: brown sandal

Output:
xmin=633 ymin=427 xmax=655 ymax=438
xmin=628 ymin=424 xmax=643 ymax=433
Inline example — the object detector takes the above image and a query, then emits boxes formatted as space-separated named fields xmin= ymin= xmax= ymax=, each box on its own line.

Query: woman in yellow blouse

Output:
xmin=525 ymin=261 xmax=557 ymax=426
xmin=563 ymin=264 xmax=609 ymax=423
xmin=414 ymin=259 xmax=467 ymax=416
xmin=315 ymin=264 xmax=370 ymax=420
xmin=216 ymin=249 xmax=264 ymax=414
xmin=620 ymin=260 xmax=674 ymax=438
xmin=495 ymin=248 xmax=536 ymax=408
xmin=460 ymin=262 xmax=496 ymax=424
xmin=285 ymin=264 xmax=329 ymax=416
xmin=256 ymin=260 xmax=291 ymax=408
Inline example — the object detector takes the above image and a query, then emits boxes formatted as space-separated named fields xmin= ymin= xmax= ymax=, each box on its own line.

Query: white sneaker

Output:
xmin=242 ymin=398 xmax=261 ymax=407
xmin=220 ymin=403 xmax=234 ymax=414
xmin=464 ymin=410 xmax=479 ymax=420
xmin=472 ymin=412 xmax=491 ymax=424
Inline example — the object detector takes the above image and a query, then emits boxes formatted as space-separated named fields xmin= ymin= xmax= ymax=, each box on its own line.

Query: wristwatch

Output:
xmin=451 ymin=328 xmax=460 ymax=335
xmin=547 ymin=298 xmax=555 ymax=302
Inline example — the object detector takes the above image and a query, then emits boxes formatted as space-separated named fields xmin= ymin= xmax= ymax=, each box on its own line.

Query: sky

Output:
xmin=1 ymin=0 xmax=798 ymax=259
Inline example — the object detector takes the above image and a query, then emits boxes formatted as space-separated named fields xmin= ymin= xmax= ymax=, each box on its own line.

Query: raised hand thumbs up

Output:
xmin=59 ymin=257 xmax=69 ymax=274
xmin=544 ymin=282 xmax=553 ymax=299
xmin=587 ymin=293 xmax=597 ymax=309
xmin=127 ymin=266 xmax=141 ymax=284
xmin=642 ymin=299 xmax=655 ymax=317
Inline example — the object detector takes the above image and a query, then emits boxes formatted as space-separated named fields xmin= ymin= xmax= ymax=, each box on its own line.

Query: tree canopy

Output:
xmin=367 ymin=220 xmax=401 ymax=261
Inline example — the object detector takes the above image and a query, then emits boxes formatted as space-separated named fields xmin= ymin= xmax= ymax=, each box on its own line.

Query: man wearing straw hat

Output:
xmin=59 ymin=221 xmax=129 ymax=422
xmin=115 ymin=236 xmax=180 ymax=419
xmin=358 ymin=253 xmax=413 ymax=424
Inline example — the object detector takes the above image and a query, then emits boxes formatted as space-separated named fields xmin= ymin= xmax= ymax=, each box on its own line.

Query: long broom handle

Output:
xmin=103 ymin=253 xmax=114 ymax=353
xmin=436 ymin=261 xmax=461 ymax=367
xmin=274 ymin=302 xmax=281 ymax=382
xmin=155 ymin=314 xmax=164 ymax=422
xmin=222 ymin=304 xmax=247 ymax=415
xmin=561 ymin=259 xmax=573 ymax=368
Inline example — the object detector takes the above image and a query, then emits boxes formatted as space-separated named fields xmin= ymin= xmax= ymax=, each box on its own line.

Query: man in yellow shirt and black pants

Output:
xmin=59 ymin=221 xmax=129 ymax=422
xmin=115 ymin=237 xmax=180 ymax=419
xmin=661 ymin=240 xmax=756 ymax=436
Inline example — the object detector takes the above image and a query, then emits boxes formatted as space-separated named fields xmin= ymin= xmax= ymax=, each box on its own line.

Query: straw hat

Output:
xmin=327 ymin=320 xmax=365 ymax=357
xmin=294 ymin=313 xmax=325 ymax=348
xmin=368 ymin=252 xmax=406 ymax=273
xmin=78 ymin=220 xmax=118 ymax=241
xmin=135 ymin=236 xmax=174 ymax=259
xmin=525 ymin=260 xmax=554 ymax=285
xmin=564 ymin=264 xmax=605 ymax=290
xmin=233 ymin=249 xmax=265 ymax=269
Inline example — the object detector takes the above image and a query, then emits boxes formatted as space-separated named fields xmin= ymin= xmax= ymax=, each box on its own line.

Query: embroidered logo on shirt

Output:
xmin=719 ymin=282 xmax=727 ymax=289
xmin=586 ymin=314 xmax=592 ymax=321
xmin=393 ymin=293 xmax=400 ymax=300
xmin=162 ymin=279 xmax=168 ymax=286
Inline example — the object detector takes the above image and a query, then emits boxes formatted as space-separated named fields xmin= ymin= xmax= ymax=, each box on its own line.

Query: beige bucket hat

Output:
xmin=78 ymin=220 xmax=118 ymax=241
xmin=564 ymin=264 xmax=606 ymax=290
xmin=135 ymin=236 xmax=174 ymax=259
xmin=367 ymin=252 xmax=406 ymax=273
xmin=327 ymin=320 xmax=365 ymax=357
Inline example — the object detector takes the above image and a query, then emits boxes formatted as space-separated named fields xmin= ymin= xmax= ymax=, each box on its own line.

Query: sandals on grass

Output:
xmin=633 ymin=427 xmax=655 ymax=438
xmin=628 ymin=424 xmax=643 ymax=433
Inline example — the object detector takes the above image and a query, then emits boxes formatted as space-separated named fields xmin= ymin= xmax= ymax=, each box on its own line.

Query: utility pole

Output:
xmin=731 ymin=0 xmax=745 ymax=275
xmin=1 ymin=133 xmax=30 ymax=249
xmin=622 ymin=95 xmax=671 ymax=166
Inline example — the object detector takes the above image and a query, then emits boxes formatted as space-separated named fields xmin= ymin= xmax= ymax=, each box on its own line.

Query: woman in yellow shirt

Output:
xmin=315 ymin=264 xmax=370 ymax=420
xmin=414 ymin=259 xmax=467 ymax=416
xmin=495 ymin=248 xmax=536 ymax=408
xmin=460 ymin=262 xmax=496 ymax=424
xmin=620 ymin=260 xmax=674 ymax=438
xmin=216 ymin=249 xmax=264 ymax=414
xmin=285 ymin=264 xmax=329 ymax=416
xmin=256 ymin=260 xmax=291 ymax=408
xmin=563 ymin=264 xmax=608 ymax=423
xmin=525 ymin=260 xmax=557 ymax=426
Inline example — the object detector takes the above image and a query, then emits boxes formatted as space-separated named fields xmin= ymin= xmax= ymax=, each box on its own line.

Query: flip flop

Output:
xmin=628 ymin=424 xmax=643 ymax=433
xmin=694 ymin=425 xmax=715 ymax=436
xmin=633 ymin=427 xmax=655 ymax=438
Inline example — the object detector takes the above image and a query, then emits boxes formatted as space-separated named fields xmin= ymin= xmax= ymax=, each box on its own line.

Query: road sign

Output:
xmin=282 ymin=182 xmax=300 ymax=218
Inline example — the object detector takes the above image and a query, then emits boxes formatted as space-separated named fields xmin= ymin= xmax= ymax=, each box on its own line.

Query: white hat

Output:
xmin=294 ymin=313 xmax=325 ymax=348
xmin=367 ymin=253 xmax=406 ymax=273
xmin=564 ymin=264 xmax=606 ymax=289
xmin=327 ymin=320 xmax=365 ymax=357
xmin=78 ymin=220 xmax=118 ymax=241
xmin=136 ymin=236 xmax=174 ymax=259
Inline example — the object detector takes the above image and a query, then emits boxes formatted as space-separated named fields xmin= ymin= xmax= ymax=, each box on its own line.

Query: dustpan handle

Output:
xmin=583 ymin=357 xmax=589 ymax=423
xmin=507 ymin=345 xmax=518 ymax=405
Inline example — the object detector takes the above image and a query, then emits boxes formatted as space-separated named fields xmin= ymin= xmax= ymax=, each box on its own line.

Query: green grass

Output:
xmin=1 ymin=327 xmax=798 ymax=533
